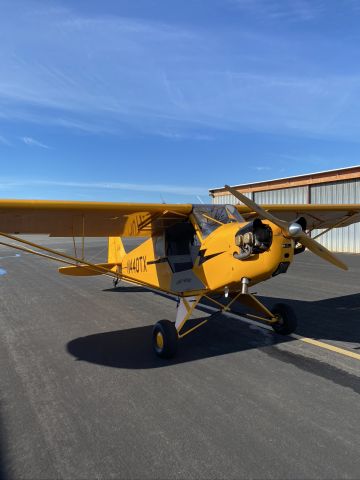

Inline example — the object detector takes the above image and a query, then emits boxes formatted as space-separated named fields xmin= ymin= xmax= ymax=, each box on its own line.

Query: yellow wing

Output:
xmin=0 ymin=199 xmax=359 ymax=238
xmin=237 ymin=204 xmax=360 ymax=230
xmin=0 ymin=200 xmax=192 ymax=237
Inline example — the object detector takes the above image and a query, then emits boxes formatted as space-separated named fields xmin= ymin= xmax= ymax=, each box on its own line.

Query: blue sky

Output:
xmin=1 ymin=0 xmax=360 ymax=203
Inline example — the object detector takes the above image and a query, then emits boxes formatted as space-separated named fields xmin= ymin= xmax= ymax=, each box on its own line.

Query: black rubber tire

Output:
xmin=271 ymin=303 xmax=298 ymax=335
xmin=152 ymin=320 xmax=178 ymax=358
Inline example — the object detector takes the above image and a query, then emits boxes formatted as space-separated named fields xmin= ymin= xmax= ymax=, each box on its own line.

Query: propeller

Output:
xmin=224 ymin=185 xmax=348 ymax=271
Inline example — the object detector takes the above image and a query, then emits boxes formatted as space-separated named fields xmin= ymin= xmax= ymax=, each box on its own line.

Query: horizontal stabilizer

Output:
xmin=59 ymin=263 xmax=119 ymax=276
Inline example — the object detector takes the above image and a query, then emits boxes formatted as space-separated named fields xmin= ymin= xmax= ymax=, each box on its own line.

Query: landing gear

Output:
xmin=151 ymin=295 xmax=298 ymax=359
xmin=152 ymin=296 xmax=209 ymax=359
xmin=152 ymin=320 xmax=178 ymax=358
xmin=271 ymin=303 xmax=298 ymax=335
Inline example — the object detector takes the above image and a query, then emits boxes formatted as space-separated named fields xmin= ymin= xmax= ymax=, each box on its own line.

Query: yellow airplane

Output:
xmin=1 ymin=185 xmax=359 ymax=358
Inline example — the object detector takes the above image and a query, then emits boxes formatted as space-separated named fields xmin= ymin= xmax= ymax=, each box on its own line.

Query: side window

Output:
xmin=153 ymin=234 xmax=166 ymax=258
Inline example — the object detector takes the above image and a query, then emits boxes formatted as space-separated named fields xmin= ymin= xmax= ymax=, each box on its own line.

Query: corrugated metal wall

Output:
xmin=211 ymin=179 xmax=360 ymax=253
xmin=212 ymin=186 xmax=307 ymax=205
xmin=212 ymin=192 xmax=253 ymax=205
xmin=311 ymin=179 xmax=360 ymax=253
xmin=254 ymin=186 xmax=308 ymax=204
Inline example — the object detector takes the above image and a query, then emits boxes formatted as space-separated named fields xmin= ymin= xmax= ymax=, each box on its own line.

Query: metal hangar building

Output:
xmin=209 ymin=165 xmax=360 ymax=254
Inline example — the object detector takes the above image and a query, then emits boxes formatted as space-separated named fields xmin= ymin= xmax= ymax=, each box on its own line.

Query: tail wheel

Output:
xmin=271 ymin=303 xmax=298 ymax=335
xmin=152 ymin=320 xmax=178 ymax=358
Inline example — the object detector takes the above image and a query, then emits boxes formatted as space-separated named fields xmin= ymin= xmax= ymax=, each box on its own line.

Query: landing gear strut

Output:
xmin=151 ymin=293 xmax=298 ymax=359
xmin=152 ymin=296 xmax=206 ymax=359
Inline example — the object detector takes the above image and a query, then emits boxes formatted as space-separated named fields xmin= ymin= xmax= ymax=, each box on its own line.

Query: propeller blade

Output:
xmin=224 ymin=184 xmax=288 ymax=230
xmin=296 ymin=232 xmax=348 ymax=270
xmin=224 ymin=184 xmax=348 ymax=271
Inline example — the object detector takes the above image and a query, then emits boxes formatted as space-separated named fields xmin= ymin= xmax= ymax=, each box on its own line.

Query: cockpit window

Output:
xmin=192 ymin=204 xmax=245 ymax=238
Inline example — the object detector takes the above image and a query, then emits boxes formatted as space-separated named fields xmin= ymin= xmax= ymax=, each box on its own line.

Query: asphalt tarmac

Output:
xmin=0 ymin=236 xmax=360 ymax=479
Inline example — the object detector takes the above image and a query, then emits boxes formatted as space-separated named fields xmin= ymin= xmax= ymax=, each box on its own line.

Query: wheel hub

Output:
xmin=156 ymin=331 xmax=164 ymax=350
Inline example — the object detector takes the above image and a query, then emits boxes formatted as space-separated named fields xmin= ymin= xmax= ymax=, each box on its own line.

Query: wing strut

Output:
xmin=0 ymin=231 xmax=180 ymax=295
xmin=311 ymin=211 xmax=359 ymax=240
xmin=0 ymin=231 xmax=120 ymax=278
xmin=0 ymin=232 xmax=119 ymax=278
xmin=0 ymin=240 xmax=119 ymax=279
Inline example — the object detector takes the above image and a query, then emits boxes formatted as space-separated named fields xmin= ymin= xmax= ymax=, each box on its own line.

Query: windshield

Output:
xmin=192 ymin=204 xmax=245 ymax=238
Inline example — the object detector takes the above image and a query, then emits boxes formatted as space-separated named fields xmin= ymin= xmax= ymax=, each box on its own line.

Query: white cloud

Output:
xmin=156 ymin=131 xmax=213 ymax=141
xmin=254 ymin=166 xmax=271 ymax=171
xmin=22 ymin=136 xmax=49 ymax=148
xmin=229 ymin=0 xmax=325 ymax=21
xmin=0 ymin=179 xmax=208 ymax=196
xmin=0 ymin=2 xmax=360 ymax=141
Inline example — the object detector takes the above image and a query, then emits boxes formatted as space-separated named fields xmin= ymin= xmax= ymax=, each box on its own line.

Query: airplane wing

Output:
xmin=237 ymin=204 xmax=360 ymax=231
xmin=1 ymin=200 xmax=359 ymax=238
xmin=0 ymin=200 xmax=193 ymax=237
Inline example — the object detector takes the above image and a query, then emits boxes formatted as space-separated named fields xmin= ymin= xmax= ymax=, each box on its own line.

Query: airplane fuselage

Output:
xmin=119 ymin=220 xmax=294 ymax=297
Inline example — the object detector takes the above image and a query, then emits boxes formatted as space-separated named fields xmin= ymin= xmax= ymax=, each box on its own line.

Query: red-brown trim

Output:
xmin=211 ymin=166 xmax=360 ymax=196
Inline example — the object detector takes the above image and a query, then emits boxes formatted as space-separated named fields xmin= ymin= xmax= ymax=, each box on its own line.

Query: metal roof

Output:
xmin=209 ymin=165 xmax=360 ymax=193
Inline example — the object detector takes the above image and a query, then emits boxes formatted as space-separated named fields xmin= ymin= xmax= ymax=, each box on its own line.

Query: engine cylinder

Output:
xmin=234 ymin=219 xmax=272 ymax=260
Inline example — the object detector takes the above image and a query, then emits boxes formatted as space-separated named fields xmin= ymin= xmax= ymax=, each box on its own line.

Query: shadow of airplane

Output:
xmin=252 ymin=293 xmax=360 ymax=345
xmin=103 ymin=285 xmax=150 ymax=293
xmin=105 ymin=285 xmax=360 ymax=345
xmin=67 ymin=287 xmax=360 ymax=369
xmin=67 ymin=313 xmax=292 ymax=369
xmin=68 ymin=283 xmax=360 ymax=370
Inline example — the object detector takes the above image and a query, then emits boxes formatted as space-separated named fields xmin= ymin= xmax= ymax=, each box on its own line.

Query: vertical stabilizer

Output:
xmin=108 ymin=237 xmax=126 ymax=265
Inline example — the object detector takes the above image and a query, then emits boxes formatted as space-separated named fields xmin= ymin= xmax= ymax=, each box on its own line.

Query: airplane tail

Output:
xmin=58 ymin=237 xmax=126 ymax=276
xmin=108 ymin=236 xmax=127 ymax=266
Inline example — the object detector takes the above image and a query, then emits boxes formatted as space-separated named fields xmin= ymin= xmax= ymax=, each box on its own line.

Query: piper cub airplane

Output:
xmin=1 ymin=186 xmax=360 ymax=358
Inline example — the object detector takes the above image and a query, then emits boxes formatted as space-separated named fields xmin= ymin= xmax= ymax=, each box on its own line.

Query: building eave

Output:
xmin=210 ymin=165 xmax=360 ymax=196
